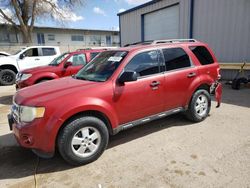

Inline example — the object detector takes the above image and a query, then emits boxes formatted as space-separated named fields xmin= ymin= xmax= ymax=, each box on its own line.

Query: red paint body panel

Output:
xmin=10 ymin=41 xmax=222 ymax=154
xmin=16 ymin=49 xmax=104 ymax=89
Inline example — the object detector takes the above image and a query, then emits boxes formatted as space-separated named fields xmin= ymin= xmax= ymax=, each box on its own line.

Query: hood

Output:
xmin=15 ymin=77 xmax=101 ymax=105
xmin=21 ymin=65 xmax=58 ymax=74
xmin=0 ymin=55 xmax=17 ymax=64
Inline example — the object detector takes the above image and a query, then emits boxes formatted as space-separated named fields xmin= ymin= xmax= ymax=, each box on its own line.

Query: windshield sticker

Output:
xmin=108 ymin=56 xmax=122 ymax=62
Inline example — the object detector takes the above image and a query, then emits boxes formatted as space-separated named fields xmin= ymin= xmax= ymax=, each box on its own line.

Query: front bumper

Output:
xmin=7 ymin=112 xmax=59 ymax=154
xmin=15 ymin=81 xmax=29 ymax=90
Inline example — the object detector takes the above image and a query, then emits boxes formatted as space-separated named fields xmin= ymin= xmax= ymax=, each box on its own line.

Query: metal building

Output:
xmin=118 ymin=0 xmax=250 ymax=67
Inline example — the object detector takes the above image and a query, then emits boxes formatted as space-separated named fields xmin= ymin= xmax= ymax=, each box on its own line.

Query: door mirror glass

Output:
xmin=118 ymin=71 xmax=137 ymax=83
xmin=64 ymin=61 xmax=73 ymax=68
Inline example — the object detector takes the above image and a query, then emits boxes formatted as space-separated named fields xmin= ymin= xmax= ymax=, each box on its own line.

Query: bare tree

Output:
xmin=0 ymin=0 xmax=83 ymax=43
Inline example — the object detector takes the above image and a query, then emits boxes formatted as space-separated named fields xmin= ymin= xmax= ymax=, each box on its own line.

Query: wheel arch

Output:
xmin=56 ymin=110 xmax=114 ymax=145
xmin=0 ymin=64 xmax=18 ymax=73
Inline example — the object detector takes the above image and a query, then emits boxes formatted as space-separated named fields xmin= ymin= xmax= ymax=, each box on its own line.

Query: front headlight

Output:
xmin=20 ymin=73 xmax=32 ymax=81
xmin=19 ymin=106 xmax=45 ymax=123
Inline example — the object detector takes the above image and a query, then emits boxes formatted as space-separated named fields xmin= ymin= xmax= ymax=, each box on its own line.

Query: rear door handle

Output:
xmin=35 ymin=58 xmax=40 ymax=61
xmin=150 ymin=81 xmax=160 ymax=87
xmin=187 ymin=72 xmax=196 ymax=78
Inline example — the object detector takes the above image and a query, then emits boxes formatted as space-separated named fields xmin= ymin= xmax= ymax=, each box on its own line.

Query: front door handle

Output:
xmin=35 ymin=58 xmax=40 ymax=61
xmin=150 ymin=81 xmax=160 ymax=87
xmin=187 ymin=72 xmax=196 ymax=78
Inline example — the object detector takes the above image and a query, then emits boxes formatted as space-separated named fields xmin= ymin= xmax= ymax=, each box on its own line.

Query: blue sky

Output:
xmin=40 ymin=0 xmax=151 ymax=31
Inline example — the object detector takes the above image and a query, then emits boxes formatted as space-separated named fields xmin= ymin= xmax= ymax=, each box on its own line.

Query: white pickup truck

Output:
xmin=0 ymin=46 xmax=60 ymax=85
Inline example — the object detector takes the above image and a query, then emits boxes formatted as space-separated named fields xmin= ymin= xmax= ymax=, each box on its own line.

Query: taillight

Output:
xmin=217 ymin=67 xmax=221 ymax=80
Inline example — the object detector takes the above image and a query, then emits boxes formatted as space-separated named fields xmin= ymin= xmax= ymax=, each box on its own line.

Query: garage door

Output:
xmin=144 ymin=5 xmax=179 ymax=41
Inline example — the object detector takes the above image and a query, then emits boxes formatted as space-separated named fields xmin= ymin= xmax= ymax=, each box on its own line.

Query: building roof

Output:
xmin=0 ymin=24 xmax=119 ymax=33
xmin=117 ymin=0 xmax=161 ymax=16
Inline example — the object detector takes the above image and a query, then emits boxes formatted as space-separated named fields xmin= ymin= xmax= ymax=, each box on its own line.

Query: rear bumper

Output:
xmin=210 ymin=81 xmax=222 ymax=108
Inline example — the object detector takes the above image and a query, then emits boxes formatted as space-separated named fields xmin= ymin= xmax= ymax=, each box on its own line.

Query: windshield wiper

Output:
xmin=74 ymin=75 xmax=103 ymax=82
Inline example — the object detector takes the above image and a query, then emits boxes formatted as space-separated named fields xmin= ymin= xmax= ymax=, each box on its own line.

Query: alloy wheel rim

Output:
xmin=195 ymin=94 xmax=208 ymax=117
xmin=2 ymin=72 xmax=14 ymax=83
xmin=71 ymin=126 xmax=101 ymax=158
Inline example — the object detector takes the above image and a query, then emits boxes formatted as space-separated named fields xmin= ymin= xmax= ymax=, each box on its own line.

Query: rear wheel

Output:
xmin=185 ymin=89 xmax=211 ymax=122
xmin=58 ymin=116 xmax=109 ymax=166
xmin=0 ymin=69 xmax=16 ymax=85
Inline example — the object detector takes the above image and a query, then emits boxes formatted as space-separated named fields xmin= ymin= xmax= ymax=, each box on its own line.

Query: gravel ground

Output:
xmin=0 ymin=83 xmax=249 ymax=188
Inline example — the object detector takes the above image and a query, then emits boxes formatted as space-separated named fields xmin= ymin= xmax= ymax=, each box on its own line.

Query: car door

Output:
xmin=161 ymin=47 xmax=198 ymax=110
xmin=67 ymin=53 xmax=87 ymax=75
xmin=39 ymin=47 xmax=57 ymax=66
xmin=17 ymin=47 xmax=41 ymax=70
xmin=114 ymin=50 xmax=165 ymax=124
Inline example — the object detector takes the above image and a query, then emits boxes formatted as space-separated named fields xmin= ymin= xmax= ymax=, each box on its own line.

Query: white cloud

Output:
xmin=118 ymin=8 xmax=126 ymax=13
xmin=93 ymin=7 xmax=107 ymax=16
xmin=125 ymin=0 xmax=151 ymax=5
xmin=64 ymin=14 xmax=84 ymax=22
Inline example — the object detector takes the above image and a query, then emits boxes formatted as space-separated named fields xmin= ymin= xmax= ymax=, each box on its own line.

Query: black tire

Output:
xmin=185 ymin=89 xmax=211 ymax=122
xmin=232 ymin=79 xmax=240 ymax=90
xmin=232 ymin=77 xmax=248 ymax=90
xmin=57 ymin=116 xmax=109 ymax=166
xmin=0 ymin=69 xmax=16 ymax=85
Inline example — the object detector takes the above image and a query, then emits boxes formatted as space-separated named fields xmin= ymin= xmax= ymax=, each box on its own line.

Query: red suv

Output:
xmin=8 ymin=39 xmax=222 ymax=165
xmin=15 ymin=49 xmax=104 ymax=89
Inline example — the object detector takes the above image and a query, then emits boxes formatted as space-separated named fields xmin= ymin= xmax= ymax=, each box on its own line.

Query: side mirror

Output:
xmin=64 ymin=61 xmax=72 ymax=68
xmin=19 ymin=54 xmax=25 ymax=59
xmin=118 ymin=71 xmax=137 ymax=84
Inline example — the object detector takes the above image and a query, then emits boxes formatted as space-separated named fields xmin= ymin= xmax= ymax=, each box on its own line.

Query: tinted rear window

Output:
xmin=162 ymin=48 xmax=191 ymax=71
xmin=42 ymin=48 xmax=56 ymax=56
xmin=189 ymin=46 xmax=214 ymax=65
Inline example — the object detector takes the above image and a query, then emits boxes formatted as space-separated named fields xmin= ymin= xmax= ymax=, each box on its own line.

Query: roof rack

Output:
xmin=124 ymin=41 xmax=153 ymax=47
xmin=124 ymin=39 xmax=197 ymax=47
xmin=152 ymin=39 xmax=197 ymax=44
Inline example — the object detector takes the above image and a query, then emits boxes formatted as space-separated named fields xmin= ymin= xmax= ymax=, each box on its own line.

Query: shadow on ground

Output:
xmin=217 ymin=83 xmax=250 ymax=108
xmin=0 ymin=114 xmax=191 ymax=180
xmin=0 ymin=95 xmax=13 ymax=105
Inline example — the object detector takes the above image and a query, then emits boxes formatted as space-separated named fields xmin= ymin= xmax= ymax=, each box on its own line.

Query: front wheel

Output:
xmin=0 ymin=69 xmax=16 ymax=85
xmin=57 ymin=116 xmax=109 ymax=166
xmin=185 ymin=89 xmax=211 ymax=122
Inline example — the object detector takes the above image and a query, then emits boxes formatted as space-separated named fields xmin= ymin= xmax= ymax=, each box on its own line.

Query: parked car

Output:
xmin=8 ymin=39 xmax=222 ymax=165
xmin=0 ymin=46 xmax=60 ymax=85
xmin=0 ymin=51 xmax=11 ymax=57
xmin=15 ymin=49 xmax=105 ymax=89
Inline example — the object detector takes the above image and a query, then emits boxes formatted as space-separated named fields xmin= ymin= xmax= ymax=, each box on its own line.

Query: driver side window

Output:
xmin=125 ymin=50 xmax=160 ymax=77
xmin=24 ymin=48 xmax=39 ymax=57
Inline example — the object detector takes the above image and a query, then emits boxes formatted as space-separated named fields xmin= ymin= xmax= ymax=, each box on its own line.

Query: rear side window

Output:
xmin=125 ymin=50 xmax=160 ymax=77
xmin=189 ymin=46 xmax=214 ymax=65
xmin=162 ymin=48 xmax=191 ymax=71
xmin=90 ymin=52 xmax=100 ymax=60
xmin=42 ymin=48 xmax=56 ymax=56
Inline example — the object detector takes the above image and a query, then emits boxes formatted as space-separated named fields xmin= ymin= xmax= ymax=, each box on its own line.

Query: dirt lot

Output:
xmin=0 ymin=84 xmax=250 ymax=188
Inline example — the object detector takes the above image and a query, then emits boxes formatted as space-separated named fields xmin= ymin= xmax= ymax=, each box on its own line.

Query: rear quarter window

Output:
xmin=189 ymin=46 xmax=214 ymax=65
xmin=42 ymin=48 xmax=56 ymax=56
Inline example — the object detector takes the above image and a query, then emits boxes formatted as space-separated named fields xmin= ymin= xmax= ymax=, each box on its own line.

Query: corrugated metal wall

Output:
xmin=119 ymin=0 xmax=191 ymax=46
xmin=192 ymin=0 xmax=250 ymax=62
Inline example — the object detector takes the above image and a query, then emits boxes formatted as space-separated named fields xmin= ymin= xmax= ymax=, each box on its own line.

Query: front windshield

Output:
xmin=75 ymin=51 xmax=128 ymax=82
xmin=49 ymin=53 xmax=69 ymax=66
